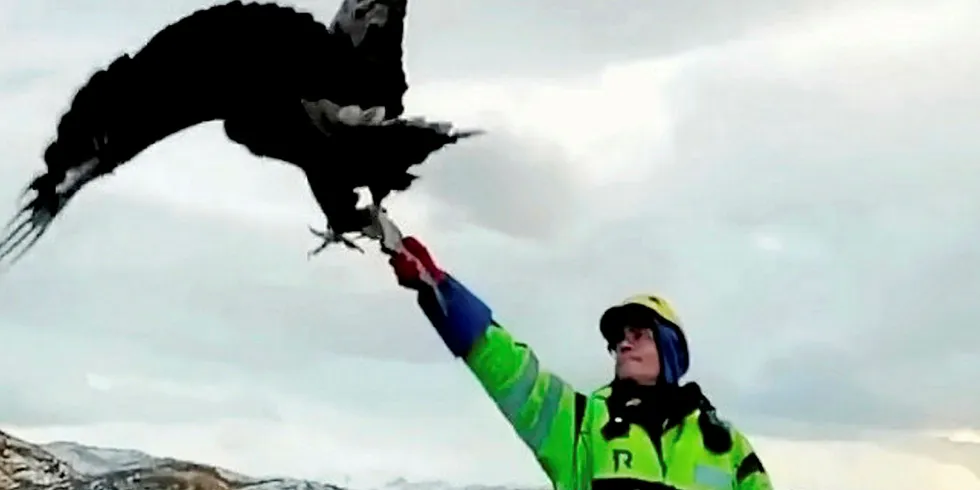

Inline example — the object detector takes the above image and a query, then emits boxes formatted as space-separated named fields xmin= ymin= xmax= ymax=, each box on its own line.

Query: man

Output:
xmin=388 ymin=236 xmax=773 ymax=490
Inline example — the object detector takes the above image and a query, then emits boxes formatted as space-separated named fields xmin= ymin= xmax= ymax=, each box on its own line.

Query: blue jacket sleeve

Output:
xmin=416 ymin=274 xmax=493 ymax=357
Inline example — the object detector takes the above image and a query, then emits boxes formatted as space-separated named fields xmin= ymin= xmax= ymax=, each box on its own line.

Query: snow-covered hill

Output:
xmin=0 ymin=429 xmax=353 ymax=490
xmin=1 ymin=429 xmax=540 ymax=490
xmin=39 ymin=442 xmax=163 ymax=477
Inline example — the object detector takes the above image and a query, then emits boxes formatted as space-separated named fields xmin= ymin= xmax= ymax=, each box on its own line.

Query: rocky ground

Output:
xmin=0 ymin=430 xmax=78 ymax=488
xmin=0 ymin=430 xmax=539 ymax=490
xmin=0 ymin=429 xmax=343 ymax=490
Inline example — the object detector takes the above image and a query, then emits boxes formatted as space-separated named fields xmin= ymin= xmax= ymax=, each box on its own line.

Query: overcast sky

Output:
xmin=1 ymin=0 xmax=979 ymax=489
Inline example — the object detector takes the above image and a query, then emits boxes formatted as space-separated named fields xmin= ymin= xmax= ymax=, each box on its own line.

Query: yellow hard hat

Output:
xmin=600 ymin=294 xmax=682 ymax=335
xmin=599 ymin=293 xmax=690 ymax=383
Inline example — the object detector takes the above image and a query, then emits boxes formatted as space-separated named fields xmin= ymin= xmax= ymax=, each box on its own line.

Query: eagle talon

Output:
xmin=307 ymin=225 xmax=364 ymax=258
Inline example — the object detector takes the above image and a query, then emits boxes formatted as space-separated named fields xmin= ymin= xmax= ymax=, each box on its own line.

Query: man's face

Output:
xmin=613 ymin=326 xmax=661 ymax=385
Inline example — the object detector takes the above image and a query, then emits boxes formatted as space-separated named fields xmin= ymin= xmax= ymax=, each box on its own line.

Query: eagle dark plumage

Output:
xmin=0 ymin=0 xmax=480 ymax=267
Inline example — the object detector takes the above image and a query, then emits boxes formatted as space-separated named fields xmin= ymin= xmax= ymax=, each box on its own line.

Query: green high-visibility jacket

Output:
xmin=464 ymin=322 xmax=774 ymax=490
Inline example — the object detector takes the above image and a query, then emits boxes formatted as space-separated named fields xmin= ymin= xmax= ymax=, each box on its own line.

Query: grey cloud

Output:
xmin=0 ymin=312 xmax=283 ymax=425
xmin=639 ymin=38 xmax=980 ymax=431
xmin=414 ymin=127 xmax=583 ymax=241
xmin=0 ymin=371 xmax=282 ymax=426
xmin=0 ymin=193 xmax=453 ymax=425
xmin=0 ymin=187 xmax=441 ymax=363
xmin=746 ymin=349 xmax=932 ymax=429
xmin=0 ymin=164 xmax=455 ymax=425
xmin=4 ymin=0 xmax=872 ymax=81
xmin=402 ymin=0 xmax=865 ymax=78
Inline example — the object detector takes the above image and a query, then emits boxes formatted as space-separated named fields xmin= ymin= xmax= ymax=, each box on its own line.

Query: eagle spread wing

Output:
xmin=0 ymin=0 xmax=476 ymax=267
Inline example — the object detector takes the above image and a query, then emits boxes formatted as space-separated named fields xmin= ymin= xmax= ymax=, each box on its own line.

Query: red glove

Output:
xmin=388 ymin=236 xmax=446 ymax=289
xmin=387 ymin=236 xmax=492 ymax=358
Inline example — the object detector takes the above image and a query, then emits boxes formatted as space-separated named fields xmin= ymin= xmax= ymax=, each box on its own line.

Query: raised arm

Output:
xmin=389 ymin=237 xmax=583 ymax=489
xmin=465 ymin=322 xmax=583 ymax=488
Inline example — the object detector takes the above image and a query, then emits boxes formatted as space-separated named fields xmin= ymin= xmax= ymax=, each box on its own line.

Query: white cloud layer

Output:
xmin=1 ymin=0 xmax=979 ymax=488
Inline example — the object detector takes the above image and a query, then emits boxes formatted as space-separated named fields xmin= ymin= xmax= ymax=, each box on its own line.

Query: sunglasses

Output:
xmin=606 ymin=326 xmax=656 ymax=352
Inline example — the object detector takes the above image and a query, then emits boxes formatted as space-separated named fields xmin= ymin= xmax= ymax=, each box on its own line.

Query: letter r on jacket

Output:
xmin=612 ymin=449 xmax=633 ymax=471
